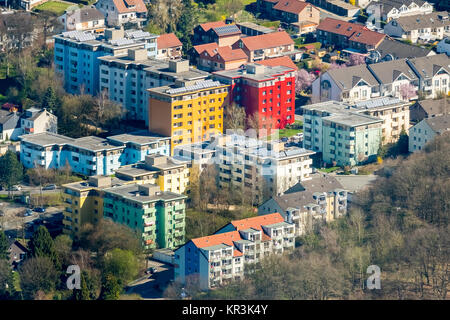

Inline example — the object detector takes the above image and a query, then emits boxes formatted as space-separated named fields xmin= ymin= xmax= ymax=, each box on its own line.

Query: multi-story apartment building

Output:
xmin=103 ymin=183 xmax=187 ymax=249
xmin=259 ymin=174 xmax=347 ymax=236
xmin=62 ymin=175 xmax=115 ymax=238
xmin=173 ymin=142 xmax=216 ymax=173
xmin=384 ymin=11 xmax=450 ymax=43
xmin=115 ymin=154 xmax=190 ymax=194
xmin=231 ymin=31 xmax=299 ymax=62
xmin=316 ymin=17 xmax=386 ymax=53
xmin=99 ymin=57 xmax=209 ymax=124
xmin=19 ymin=131 xmax=169 ymax=175
xmin=148 ymin=79 xmax=230 ymax=155
xmin=174 ymin=213 xmax=295 ymax=289
xmin=408 ymin=114 xmax=450 ymax=152
xmin=212 ymin=134 xmax=315 ymax=200
xmin=54 ymin=28 xmax=158 ymax=95
xmin=303 ymin=100 xmax=387 ymax=166
xmin=312 ymin=54 xmax=450 ymax=103
xmin=213 ymin=63 xmax=297 ymax=132
xmin=95 ymin=0 xmax=148 ymax=27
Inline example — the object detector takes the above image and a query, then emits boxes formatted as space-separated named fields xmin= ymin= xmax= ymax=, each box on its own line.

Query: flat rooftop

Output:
xmin=70 ymin=136 xmax=124 ymax=152
xmin=324 ymin=113 xmax=383 ymax=127
xmin=213 ymin=64 xmax=295 ymax=81
xmin=148 ymin=79 xmax=228 ymax=96
xmin=63 ymin=177 xmax=129 ymax=191
xmin=103 ymin=183 xmax=186 ymax=203
xmin=20 ymin=132 xmax=75 ymax=146
xmin=237 ymin=21 xmax=275 ymax=34
xmin=115 ymin=165 xmax=159 ymax=177
xmin=107 ymin=130 xmax=170 ymax=145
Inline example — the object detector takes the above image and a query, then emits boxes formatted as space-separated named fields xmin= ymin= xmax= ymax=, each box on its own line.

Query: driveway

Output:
xmin=125 ymin=260 xmax=174 ymax=300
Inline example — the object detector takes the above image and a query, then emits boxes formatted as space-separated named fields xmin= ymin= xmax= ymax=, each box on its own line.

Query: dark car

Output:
xmin=34 ymin=207 xmax=46 ymax=213
xmin=42 ymin=184 xmax=57 ymax=190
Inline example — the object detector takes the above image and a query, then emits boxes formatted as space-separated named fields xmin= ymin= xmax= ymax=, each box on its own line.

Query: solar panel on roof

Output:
xmin=214 ymin=25 xmax=240 ymax=36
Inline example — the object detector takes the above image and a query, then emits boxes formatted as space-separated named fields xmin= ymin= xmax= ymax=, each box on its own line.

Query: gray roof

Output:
xmin=424 ymin=114 xmax=450 ymax=134
xmin=107 ymin=130 xmax=169 ymax=146
xmin=66 ymin=6 xmax=105 ymax=24
xmin=408 ymin=54 xmax=450 ymax=79
xmin=326 ymin=64 xmax=379 ymax=90
xmin=324 ymin=113 xmax=383 ymax=127
xmin=371 ymin=0 xmax=428 ymax=15
xmin=70 ymin=136 xmax=124 ymax=152
xmin=20 ymin=132 xmax=75 ymax=146
xmin=415 ymin=98 xmax=450 ymax=117
xmin=368 ymin=58 xmax=418 ymax=84
xmin=0 ymin=110 xmax=19 ymax=129
xmin=394 ymin=11 xmax=450 ymax=31
xmin=103 ymin=183 xmax=186 ymax=203
xmin=371 ymin=38 xmax=432 ymax=60
xmin=270 ymin=173 xmax=345 ymax=211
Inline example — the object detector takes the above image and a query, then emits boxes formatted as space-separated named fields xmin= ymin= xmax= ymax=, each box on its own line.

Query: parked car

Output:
xmin=24 ymin=209 xmax=33 ymax=217
xmin=34 ymin=207 xmax=46 ymax=213
xmin=8 ymin=185 xmax=21 ymax=191
xmin=150 ymin=267 xmax=157 ymax=274
xmin=42 ymin=184 xmax=57 ymax=190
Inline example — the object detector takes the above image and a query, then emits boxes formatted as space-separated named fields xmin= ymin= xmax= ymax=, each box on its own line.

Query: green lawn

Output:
xmin=34 ymin=1 xmax=72 ymax=15
xmin=318 ymin=166 xmax=340 ymax=173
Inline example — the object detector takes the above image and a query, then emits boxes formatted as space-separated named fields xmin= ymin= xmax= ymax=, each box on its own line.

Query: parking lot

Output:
xmin=125 ymin=259 xmax=174 ymax=300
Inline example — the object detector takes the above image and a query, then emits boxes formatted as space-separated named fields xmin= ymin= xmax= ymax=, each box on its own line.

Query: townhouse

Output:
xmin=95 ymin=0 xmax=148 ymax=27
xmin=103 ymin=183 xmax=187 ymax=249
xmin=366 ymin=0 xmax=434 ymax=23
xmin=307 ymin=0 xmax=360 ymax=18
xmin=193 ymin=42 xmax=248 ymax=72
xmin=0 ymin=110 xmax=21 ymax=142
xmin=98 ymin=56 xmax=209 ymax=124
xmin=147 ymin=79 xmax=230 ymax=155
xmin=115 ymin=154 xmax=190 ymax=194
xmin=312 ymin=54 xmax=450 ymax=102
xmin=58 ymin=6 xmax=106 ymax=33
xmin=156 ymin=33 xmax=183 ymax=61
xmin=54 ymin=28 xmax=158 ymax=95
xmin=174 ymin=213 xmax=295 ymax=290
xmin=302 ymin=101 xmax=383 ymax=166
xmin=384 ymin=11 xmax=450 ymax=43
xmin=19 ymin=131 xmax=169 ymax=175
xmin=408 ymin=114 xmax=450 ymax=152
xmin=193 ymin=21 xmax=227 ymax=45
xmin=20 ymin=108 xmax=57 ymax=136
xmin=258 ymin=174 xmax=347 ymax=236
xmin=316 ymin=18 xmax=386 ymax=53
xmin=231 ymin=31 xmax=299 ymax=62
xmin=213 ymin=63 xmax=297 ymax=132
xmin=410 ymin=98 xmax=450 ymax=123
xmin=212 ymin=134 xmax=315 ymax=200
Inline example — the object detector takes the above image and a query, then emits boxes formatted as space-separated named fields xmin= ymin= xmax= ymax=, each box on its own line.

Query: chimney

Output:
xmin=138 ymin=184 xmax=162 ymax=196
xmin=128 ymin=48 xmax=147 ymax=61
xmin=169 ymin=60 xmax=189 ymax=73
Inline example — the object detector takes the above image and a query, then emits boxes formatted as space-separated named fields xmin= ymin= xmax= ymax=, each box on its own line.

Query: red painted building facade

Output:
xmin=213 ymin=63 xmax=296 ymax=134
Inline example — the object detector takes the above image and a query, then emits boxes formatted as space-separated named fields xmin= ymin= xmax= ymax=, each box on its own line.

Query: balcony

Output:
xmin=174 ymin=221 xmax=184 ymax=229
xmin=173 ymin=213 xmax=184 ymax=220
xmin=174 ymin=204 xmax=184 ymax=211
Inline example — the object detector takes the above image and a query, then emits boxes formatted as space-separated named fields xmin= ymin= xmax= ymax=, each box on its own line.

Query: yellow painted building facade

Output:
xmin=148 ymin=80 xmax=230 ymax=155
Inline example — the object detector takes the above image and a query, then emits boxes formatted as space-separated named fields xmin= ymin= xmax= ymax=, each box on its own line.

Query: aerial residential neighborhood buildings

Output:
xmin=58 ymin=6 xmax=106 ymax=33
xmin=384 ymin=11 xmax=450 ymax=43
xmin=174 ymin=213 xmax=295 ymax=289
xmin=366 ymin=0 xmax=434 ymax=23
xmin=95 ymin=0 xmax=148 ymax=27
xmin=410 ymin=98 xmax=450 ymax=122
xmin=408 ymin=114 xmax=450 ymax=151
xmin=156 ymin=33 xmax=183 ymax=61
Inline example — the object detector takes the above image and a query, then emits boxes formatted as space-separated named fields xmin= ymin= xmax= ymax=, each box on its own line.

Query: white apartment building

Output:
xmin=174 ymin=213 xmax=295 ymax=290
xmin=408 ymin=114 xmax=450 ymax=152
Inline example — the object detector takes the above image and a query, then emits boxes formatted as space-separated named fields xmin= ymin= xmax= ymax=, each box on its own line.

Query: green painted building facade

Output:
xmin=103 ymin=183 xmax=186 ymax=250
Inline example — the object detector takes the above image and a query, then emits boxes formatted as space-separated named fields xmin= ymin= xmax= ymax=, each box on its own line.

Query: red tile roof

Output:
xmin=257 ymin=56 xmax=298 ymax=70
xmin=348 ymin=29 xmax=385 ymax=46
xmin=191 ymin=231 xmax=242 ymax=249
xmin=239 ymin=31 xmax=294 ymax=51
xmin=231 ymin=213 xmax=285 ymax=231
xmin=216 ymin=46 xmax=248 ymax=62
xmin=199 ymin=20 xmax=226 ymax=32
xmin=317 ymin=17 xmax=385 ymax=46
xmin=194 ymin=42 xmax=219 ymax=56
xmin=273 ymin=0 xmax=311 ymax=15
xmin=317 ymin=17 xmax=367 ymax=37
xmin=157 ymin=33 xmax=182 ymax=49
xmin=113 ymin=0 xmax=147 ymax=14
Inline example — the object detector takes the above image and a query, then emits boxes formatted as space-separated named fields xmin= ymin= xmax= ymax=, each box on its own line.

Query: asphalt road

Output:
xmin=126 ymin=260 xmax=174 ymax=300
xmin=0 ymin=185 xmax=61 ymax=196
